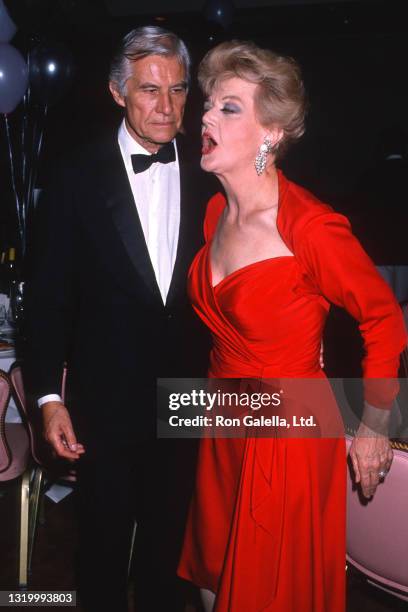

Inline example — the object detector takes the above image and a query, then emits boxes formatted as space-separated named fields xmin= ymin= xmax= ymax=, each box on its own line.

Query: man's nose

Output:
xmin=156 ymin=91 xmax=172 ymax=115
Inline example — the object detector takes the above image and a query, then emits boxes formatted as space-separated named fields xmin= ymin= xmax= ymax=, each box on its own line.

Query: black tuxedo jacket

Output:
xmin=24 ymin=131 xmax=215 ymax=443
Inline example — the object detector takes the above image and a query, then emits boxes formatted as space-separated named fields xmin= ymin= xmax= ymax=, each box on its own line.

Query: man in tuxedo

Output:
xmin=24 ymin=26 xmax=213 ymax=611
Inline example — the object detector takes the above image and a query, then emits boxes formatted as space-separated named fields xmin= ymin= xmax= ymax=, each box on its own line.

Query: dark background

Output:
xmin=1 ymin=0 xmax=407 ymax=251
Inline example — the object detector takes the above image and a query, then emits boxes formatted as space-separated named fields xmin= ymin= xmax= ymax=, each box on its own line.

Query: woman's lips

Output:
xmin=202 ymin=132 xmax=218 ymax=155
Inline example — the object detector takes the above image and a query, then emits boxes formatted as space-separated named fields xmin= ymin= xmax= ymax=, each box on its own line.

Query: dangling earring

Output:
xmin=254 ymin=137 xmax=274 ymax=176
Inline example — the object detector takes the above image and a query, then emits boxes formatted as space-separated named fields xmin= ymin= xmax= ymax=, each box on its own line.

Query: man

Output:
xmin=24 ymin=26 xmax=214 ymax=611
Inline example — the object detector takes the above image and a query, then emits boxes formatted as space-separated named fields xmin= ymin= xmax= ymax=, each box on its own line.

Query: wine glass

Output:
xmin=0 ymin=304 xmax=6 ymax=330
xmin=6 ymin=302 xmax=14 ymax=326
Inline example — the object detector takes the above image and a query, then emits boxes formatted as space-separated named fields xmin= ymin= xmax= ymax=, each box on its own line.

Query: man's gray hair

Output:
xmin=109 ymin=25 xmax=191 ymax=95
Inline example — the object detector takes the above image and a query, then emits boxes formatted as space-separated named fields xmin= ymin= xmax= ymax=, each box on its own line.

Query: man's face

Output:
xmin=110 ymin=54 xmax=187 ymax=153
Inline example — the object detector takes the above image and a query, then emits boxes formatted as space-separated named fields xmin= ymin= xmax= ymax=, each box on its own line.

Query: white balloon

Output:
xmin=0 ymin=43 xmax=28 ymax=114
xmin=0 ymin=0 xmax=17 ymax=43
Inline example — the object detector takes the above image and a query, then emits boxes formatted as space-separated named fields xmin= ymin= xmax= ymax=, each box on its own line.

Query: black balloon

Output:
xmin=3 ymin=0 xmax=57 ymax=35
xmin=204 ymin=0 xmax=235 ymax=30
xmin=29 ymin=43 xmax=74 ymax=105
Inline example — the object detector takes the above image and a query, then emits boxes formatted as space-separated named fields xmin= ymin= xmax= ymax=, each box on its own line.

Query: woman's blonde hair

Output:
xmin=198 ymin=40 xmax=306 ymax=158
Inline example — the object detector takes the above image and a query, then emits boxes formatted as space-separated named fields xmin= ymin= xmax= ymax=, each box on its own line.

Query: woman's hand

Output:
xmin=348 ymin=401 xmax=393 ymax=498
xmin=349 ymin=428 xmax=393 ymax=498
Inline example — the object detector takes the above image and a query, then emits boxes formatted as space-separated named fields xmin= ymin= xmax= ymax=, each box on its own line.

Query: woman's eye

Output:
xmin=203 ymin=102 xmax=239 ymax=113
xmin=221 ymin=105 xmax=239 ymax=114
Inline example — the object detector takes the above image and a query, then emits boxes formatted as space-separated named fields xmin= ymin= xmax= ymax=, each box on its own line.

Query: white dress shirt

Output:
xmin=117 ymin=119 xmax=180 ymax=303
xmin=38 ymin=119 xmax=181 ymax=407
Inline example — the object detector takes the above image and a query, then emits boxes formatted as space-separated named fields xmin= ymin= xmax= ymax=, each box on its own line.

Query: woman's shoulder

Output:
xmin=203 ymin=192 xmax=227 ymax=242
xmin=277 ymin=171 xmax=351 ymax=251
xmin=203 ymin=173 xmax=352 ymax=246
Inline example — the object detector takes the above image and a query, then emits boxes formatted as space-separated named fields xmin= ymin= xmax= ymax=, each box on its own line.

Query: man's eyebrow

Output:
xmin=138 ymin=82 xmax=159 ymax=89
xmin=137 ymin=81 xmax=188 ymax=89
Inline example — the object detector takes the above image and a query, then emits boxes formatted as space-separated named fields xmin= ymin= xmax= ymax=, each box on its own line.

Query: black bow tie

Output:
xmin=131 ymin=141 xmax=176 ymax=174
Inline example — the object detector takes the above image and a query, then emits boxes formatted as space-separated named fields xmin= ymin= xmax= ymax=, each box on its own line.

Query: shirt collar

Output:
xmin=118 ymin=118 xmax=178 ymax=171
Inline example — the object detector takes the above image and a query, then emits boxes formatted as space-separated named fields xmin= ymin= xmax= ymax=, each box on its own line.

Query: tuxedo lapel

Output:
xmin=98 ymin=137 xmax=163 ymax=303
xmin=166 ymin=134 xmax=206 ymax=307
xmin=92 ymin=132 xmax=206 ymax=308
xmin=166 ymin=136 xmax=189 ymax=305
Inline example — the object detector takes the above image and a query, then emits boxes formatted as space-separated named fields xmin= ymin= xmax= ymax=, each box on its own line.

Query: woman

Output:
xmin=178 ymin=41 xmax=406 ymax=611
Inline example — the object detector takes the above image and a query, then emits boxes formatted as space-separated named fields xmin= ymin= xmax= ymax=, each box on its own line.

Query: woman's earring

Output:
xmin=254 ymin=137 xmax=274 ymax=176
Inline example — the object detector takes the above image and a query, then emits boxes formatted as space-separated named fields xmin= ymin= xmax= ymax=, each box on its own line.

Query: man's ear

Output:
xmin=109 ymin=82 xmax=126 ymax=108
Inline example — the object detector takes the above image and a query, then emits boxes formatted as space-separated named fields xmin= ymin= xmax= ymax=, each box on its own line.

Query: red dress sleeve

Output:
xmin=297 ymin=211 xmax=407 ymax=407
xmin=203 ymin=192 xmax=226 ymax=243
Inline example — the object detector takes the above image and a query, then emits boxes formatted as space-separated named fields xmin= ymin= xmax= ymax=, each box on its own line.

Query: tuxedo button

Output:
xmin=167 ymin=313 xmax=173 ymax=319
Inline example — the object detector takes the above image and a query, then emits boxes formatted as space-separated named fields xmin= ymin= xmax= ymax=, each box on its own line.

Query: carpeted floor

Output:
xmin=0 ymin=478 xmax=406 ymax=612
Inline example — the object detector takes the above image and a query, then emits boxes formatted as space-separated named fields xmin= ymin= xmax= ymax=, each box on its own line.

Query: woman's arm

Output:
xmin=298 ymin=211 xmax=406 ymax=497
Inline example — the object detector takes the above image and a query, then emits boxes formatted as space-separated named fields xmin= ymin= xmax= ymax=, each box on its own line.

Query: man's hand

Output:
xmin=42 ymin=401 xmax=85 ymax=460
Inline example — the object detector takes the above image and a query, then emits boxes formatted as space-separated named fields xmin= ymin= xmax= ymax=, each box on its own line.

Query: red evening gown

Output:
xmin=178 ymin=170 xmax=406 ymax=611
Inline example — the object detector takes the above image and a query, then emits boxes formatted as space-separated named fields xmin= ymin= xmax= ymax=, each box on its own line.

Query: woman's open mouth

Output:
xmin=202 ymin=132 xmax=218 ymax=155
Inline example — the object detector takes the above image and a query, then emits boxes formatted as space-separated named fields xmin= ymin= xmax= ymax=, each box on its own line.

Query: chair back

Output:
xmin=0 ymin=370 xmax=11 ymax=472
xmin=9 ymin=363 xmax=68 ymax=469
xmin=10 ymin=364 xmax=40 ymax=464
xmin=0 ymin=368 xmax=30 ymax=482
xmin=346 ymin=435 xmax=408 ymax=599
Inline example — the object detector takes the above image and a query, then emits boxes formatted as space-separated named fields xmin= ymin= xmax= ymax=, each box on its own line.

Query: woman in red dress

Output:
xmin=178 ymin=41 xmax=406 ymax=611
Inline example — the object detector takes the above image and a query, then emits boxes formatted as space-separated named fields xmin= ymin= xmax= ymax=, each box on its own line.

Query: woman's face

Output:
xmin=201 ymin=77 xmax=269 ymax=176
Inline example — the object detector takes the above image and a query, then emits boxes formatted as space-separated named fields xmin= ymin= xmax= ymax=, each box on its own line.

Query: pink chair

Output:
xmin=346 ymin=436 xmax=408 ymax=600
xmin=0 ymin=368 xmax=31 ymax=587
xmin=9 ymin=363 xmax=137 ymax=580
xmin=9 ymin=364 xmax=72 ymax=583
xmin=346 ymin=350 xmax=408 ymax=605
xmin=10 ymin=363 xmax=67 ymax=467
